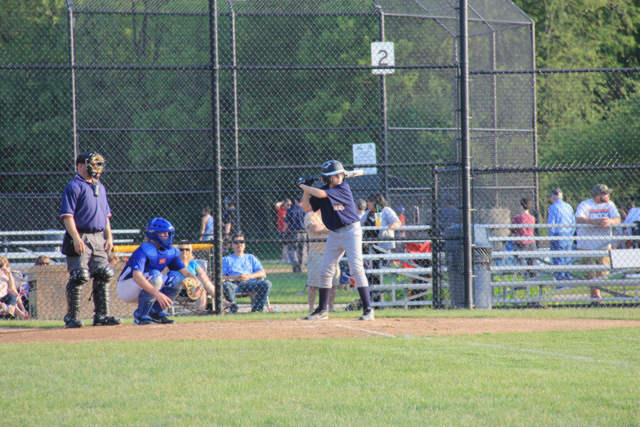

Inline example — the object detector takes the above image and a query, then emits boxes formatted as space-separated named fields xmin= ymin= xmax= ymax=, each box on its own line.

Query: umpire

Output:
xmin=60 ymin=152 xmax=121 ymax=328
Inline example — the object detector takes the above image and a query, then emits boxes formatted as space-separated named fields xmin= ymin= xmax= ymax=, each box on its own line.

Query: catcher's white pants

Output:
xmin=319 ymin=222 xmax=368 ymax=289
xmin=117 ymin=270 xmax=163 ymax=302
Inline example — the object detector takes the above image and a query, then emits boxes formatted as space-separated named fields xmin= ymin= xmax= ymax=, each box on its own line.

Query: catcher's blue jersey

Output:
xmin=119 ymin=242 xmax=185 ymax=280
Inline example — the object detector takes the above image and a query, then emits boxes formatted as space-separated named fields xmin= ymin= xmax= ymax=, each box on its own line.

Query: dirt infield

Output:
xmin=2 ymin=317 xmax=640 ymax=344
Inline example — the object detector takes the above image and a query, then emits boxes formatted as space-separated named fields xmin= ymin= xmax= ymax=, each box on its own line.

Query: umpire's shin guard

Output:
xmin=134 ymin=271 xmax=163 ymax=320
xmin=92 ymin=266 xmax=115 ymax=318
xmin=65 ymin=268 xmax=89 ymax=325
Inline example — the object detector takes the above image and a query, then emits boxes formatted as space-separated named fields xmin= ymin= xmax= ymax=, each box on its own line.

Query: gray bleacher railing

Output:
xmin=475 ymin=223 xmax=640 ymax=306
xmin=1 ymin=229 xmax=141 ymax=264
xmin=360 ymin=224 xmax=436 ymax=309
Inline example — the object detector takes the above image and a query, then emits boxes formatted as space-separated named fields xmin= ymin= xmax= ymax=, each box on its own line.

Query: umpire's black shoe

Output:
xmin=64 ymin=315 xmax=83 ymax=329
xmin=93 ymin=315 xmax=122 ymax=326
xmin=149 ymin=313 xmax=175 ymax=324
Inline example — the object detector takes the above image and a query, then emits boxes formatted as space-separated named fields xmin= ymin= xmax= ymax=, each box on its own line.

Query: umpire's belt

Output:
xmin=77 ymin=228 xmax=104 ymax=233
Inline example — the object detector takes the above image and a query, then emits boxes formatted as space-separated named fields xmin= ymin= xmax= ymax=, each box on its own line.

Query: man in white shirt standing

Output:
xmin=575 ymin=184 xmax=620 ymax=302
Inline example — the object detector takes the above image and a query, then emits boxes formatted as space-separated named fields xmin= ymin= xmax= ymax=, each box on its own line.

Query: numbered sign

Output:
xmin=371 ymin=42 xmax=395 ymax=75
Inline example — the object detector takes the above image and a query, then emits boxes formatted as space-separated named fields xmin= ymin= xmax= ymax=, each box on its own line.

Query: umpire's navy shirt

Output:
xmin=310 ymin=182 xmax=360 ymax=231
xmin=60 ymin=174 xmax=111 ymax=232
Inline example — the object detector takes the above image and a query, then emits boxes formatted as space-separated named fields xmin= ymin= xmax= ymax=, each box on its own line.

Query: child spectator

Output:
xmin=0 ymin=256 xmax=29 ymax=319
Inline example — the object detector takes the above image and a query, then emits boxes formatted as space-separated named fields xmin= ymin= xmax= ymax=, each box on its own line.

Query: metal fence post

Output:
xmin=458 ymin=0 xmax=473 ymax=308
xmin=431 ymin=164 xmax=440 ymax=308
xmin=209 ymin=0 xmax=223 ymax=314
xmin=472 ymin=245 xmax=492 ymax=309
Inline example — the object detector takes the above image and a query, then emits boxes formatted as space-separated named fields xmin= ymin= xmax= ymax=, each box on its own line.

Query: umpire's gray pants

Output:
xmin=319 ymin=222 xmax=368 ymax=289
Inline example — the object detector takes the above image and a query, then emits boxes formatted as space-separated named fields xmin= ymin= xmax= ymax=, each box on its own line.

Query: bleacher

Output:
xmin=361 ymin=224 xmax=435 ymax=309
xmin=0 ymin=229 xmax=141 ymax=320
xmin=1 ymin=229 xmax=141 ymax=266
xmin=476 ymin=223 xmax=640 ymax=306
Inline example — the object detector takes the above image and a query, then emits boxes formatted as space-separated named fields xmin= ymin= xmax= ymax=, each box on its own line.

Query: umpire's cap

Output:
xmin=321 ymin=160 xmax=345 ymax=177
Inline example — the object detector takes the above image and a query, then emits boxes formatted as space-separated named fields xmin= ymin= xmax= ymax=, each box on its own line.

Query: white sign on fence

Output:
xmin=353 ymin=143 xmax=377 ymax=175
xmin=371 ymin=41 xmax=395 ymax=75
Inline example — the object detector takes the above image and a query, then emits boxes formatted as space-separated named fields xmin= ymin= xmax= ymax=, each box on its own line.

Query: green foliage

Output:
xmin=514 ymin=0 xmax=640 ymax=139
xmin=3 ymin=0 xmax=640 ymax=232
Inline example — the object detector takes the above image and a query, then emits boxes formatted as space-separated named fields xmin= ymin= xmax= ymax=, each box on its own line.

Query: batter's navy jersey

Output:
xmin=119 ymin=242 xmax=185 ymax=280
xmin=310 ymin=182 xmax=360 ymax=231
xmin=60 ymin=174 xmax=111 ymax=232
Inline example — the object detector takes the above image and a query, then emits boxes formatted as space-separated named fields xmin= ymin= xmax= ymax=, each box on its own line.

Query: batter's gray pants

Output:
xmin=319 ymin=222 xmax=368 ymax=289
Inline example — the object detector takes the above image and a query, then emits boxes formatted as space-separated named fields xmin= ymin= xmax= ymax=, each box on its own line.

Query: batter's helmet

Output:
xmin=145 ymin=217 xmax=175 ymax=250
xmin=321 ymin=160 xmax=345 ymax=177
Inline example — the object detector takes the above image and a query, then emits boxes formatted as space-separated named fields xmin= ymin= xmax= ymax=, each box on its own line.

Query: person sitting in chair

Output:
xmin=222 ymin=232 xmax=272 ymax=313
xmin=166 ymin=243 xmax=216 ymax=313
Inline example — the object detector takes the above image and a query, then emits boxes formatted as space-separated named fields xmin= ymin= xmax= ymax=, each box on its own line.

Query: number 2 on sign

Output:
xmin=371 ymin=42 xmax=394 ymax=75
xmin=377 ymin=50 xmax=389 ymax=66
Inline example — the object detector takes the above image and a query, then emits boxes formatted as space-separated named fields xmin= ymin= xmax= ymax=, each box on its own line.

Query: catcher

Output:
xmin=164 ymin=243 xmax=215 ymax=312
xmin=116 ymin=218 xmax=206 ymax=325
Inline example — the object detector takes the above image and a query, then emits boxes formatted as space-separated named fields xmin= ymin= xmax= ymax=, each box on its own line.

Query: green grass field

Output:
xmin=1 ymin=309 xmax=639 ymax=426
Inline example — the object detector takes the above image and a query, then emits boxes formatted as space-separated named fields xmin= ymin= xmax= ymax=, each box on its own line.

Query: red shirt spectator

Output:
xmin=511 ymin=211 xmax=535 ymax=245
xmin=275 ymin=199 xmax=292 ymax=264
xmin=277 ymin=204 xmax=288 ymax=232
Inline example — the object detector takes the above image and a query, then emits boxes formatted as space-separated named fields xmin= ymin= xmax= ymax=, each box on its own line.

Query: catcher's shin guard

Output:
xmin=91 ymin=266 xmax=120 ymax=325
xmin=134 ymin=270 xmax=163 ymax=320
xmin=64 ymin=268 xmax=89 ymax=327
xmin=150 ymin=271 xmax=181 ymax=316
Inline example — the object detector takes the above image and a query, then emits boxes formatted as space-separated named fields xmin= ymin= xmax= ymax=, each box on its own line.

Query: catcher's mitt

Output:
xmin=182 ymin=277 xmax=204 ymax=300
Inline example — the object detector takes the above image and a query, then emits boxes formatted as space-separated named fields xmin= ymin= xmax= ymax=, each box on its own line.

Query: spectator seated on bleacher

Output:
xmin=0 ymin=257 xmax=29 ymax=320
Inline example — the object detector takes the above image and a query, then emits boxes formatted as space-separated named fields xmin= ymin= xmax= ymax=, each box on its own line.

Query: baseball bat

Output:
xmin=344 ymin=169 xmax=365 ymax=178
xmin=302 ymin=169 xmax=366 ymax=185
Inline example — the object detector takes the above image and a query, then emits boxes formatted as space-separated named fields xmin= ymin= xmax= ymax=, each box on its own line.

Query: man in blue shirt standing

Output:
xmin=547 ymin=188 xmax=576 ymax=280
xmin=285 ymin=196 xmax=307 ymax=273
xmin=222 ymin=232 xmax=272 ymax=313
xmin=60 ymin=152 xmax=121 ymax=328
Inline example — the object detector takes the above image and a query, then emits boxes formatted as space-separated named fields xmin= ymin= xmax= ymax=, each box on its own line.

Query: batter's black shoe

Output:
xmin=64 ymin=315 xmax=83 ymax=329
xmin=149 ymin=313 xmax=175 ymax=324
xmin=93 ymin=315 xmax=122 ymax=326
xmin=303 ymin=307 xmax=328 ymax=320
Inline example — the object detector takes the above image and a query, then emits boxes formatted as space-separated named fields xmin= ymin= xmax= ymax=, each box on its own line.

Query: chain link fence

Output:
xmin=2 ymin=1 xmax=639 ymax=317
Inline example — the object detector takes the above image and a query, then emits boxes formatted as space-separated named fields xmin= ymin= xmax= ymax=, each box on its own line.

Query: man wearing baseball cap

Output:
xmin=60 ymin=152 xmax=120 ymax=328
xmin=575 ymin=184 xmax=620 ymax=303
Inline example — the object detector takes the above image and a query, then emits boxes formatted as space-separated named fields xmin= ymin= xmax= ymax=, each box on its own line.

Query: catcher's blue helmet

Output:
xmin=145 ymin=217 xmax=175 ymax=250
